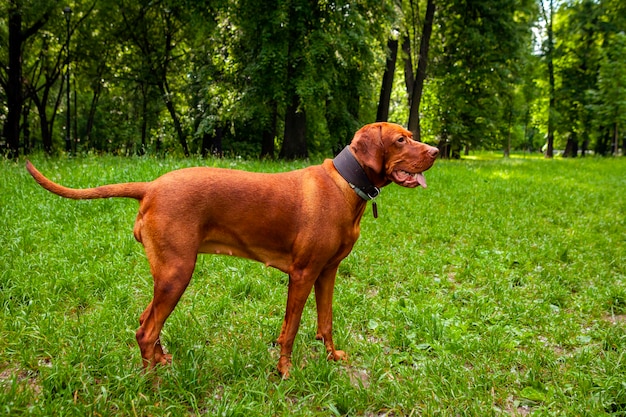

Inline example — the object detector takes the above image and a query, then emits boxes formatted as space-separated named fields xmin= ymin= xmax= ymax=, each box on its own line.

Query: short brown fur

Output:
xmin=26 ymin=122 xmax=438 ymax=377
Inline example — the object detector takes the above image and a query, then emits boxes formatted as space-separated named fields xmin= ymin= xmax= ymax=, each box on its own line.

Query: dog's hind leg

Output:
xmin=135 ymin=242 xmax=197 ymax=368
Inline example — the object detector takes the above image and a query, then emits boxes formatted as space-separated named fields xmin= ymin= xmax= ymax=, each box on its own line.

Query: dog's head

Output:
xmin=350 ymin=122 xmax=439 ymax=189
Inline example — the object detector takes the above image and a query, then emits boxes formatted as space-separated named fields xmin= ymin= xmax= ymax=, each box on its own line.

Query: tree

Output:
xmin=226 ymin=0 xmax=287 ymax=158
xmin=554 ymin=0 xmax=601 ymax=157
xmin=539 ymin=0 xmax=557 ymax=158
xmin=279 ymin=0 xmax=309 ymax=159
xmin=590 ymin=32 xmax=626 ymax=156
xmin=376 ymin=37 xmax=399 ymax=123
xmin=430 ymin=0 xmax=536 ymax=157
xmin=116 ymin=0 xmax=192 ymax=156
xmin=71 ymin=1 xmax=117 ymax=152
xmin=26 ymin=29 xmax=66 ymax=155
xmin=14 ymin=0 xmax=626 ymax=160
xmin=1 ymin=0 xmax=54 ymax=158
xmin=406 ymin=0 xmax=435 ymax=141
xmin=231 ymin=0 xmax=391 ymax=158
xmin=383 ymin=0 xmax=438 ymax=139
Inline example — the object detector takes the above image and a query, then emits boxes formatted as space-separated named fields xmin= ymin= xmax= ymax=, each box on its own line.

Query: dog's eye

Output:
xmin=397 ymin=137 xmax=405 ymax=143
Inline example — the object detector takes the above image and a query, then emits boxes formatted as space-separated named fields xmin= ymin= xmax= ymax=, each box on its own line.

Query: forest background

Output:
xmin=1 ymin=0 xmax=625 ymax=160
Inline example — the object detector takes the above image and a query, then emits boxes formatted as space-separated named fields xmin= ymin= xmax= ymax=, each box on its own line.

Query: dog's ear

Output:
xmin=350 ymin=123 xmax=385 ymax=176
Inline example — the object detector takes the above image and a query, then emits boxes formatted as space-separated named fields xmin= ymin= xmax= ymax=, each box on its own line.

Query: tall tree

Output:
xmin=26 ymin=32 xmax=66 ymax=155
xmin=231 ymin=0 xmax=390 ymax=158
xmin=227 ymin=0 xmax=286 ymax=158
xmin=407 ymin=0 xmax=435 ymax=141
xmin=117 ymin=0 xmax=190 ymax=156
xmin=539 ymin=0 xmax=556 ymax=158
xmin=279 ymin=0 xmax=309 ymax=159
xmin=555 ymin=0 xmax=601 ymax=157
xmin=1 ymin=0 xmax=54 ymax=158
xmin=431 ymin=0 xmax=536 ymax=157
xmin=376 ymin=38 xmax=399 ymax=123
xmin=591 ymin=32 xmax=626 ymax=156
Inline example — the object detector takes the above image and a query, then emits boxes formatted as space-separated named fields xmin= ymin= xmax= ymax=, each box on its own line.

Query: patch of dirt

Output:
xmin=0 ymin=364 xmax=43 ymax=397
xmin=345 ymin=366 xmax=370 ymax=389
xmin=501 ymin=396 xmax=533 ymax=416
xmin=604 ymin=314 xmax=626 ymax=325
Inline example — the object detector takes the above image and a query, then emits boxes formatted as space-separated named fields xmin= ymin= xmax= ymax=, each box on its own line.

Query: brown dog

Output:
xmin=26 ymin=122 xmax=438 ymax=377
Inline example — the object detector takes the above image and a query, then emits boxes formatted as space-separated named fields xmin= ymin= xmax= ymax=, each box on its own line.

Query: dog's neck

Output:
xmin=332 ymin=146 xmax=380 ymax=201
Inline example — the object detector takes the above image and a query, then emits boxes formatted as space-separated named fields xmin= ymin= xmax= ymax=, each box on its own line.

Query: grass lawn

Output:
xmin=1 ymin=153 xmax=625 ymax=416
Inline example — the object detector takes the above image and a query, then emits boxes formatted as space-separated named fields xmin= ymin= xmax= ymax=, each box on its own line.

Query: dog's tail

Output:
xmin=25 ymin=161 xmax=148 ymax=201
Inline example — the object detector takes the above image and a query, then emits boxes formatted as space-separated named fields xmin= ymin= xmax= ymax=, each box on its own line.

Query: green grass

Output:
xmin=1 ymin=154 xmax=625 ymax=416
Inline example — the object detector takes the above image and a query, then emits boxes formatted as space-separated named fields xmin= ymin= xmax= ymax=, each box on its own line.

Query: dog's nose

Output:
xmin=428 ymin=146 xmax=439 ymax=159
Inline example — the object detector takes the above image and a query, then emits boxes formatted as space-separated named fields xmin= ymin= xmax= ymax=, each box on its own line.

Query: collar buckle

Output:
xmin=350 ymin=183 xmax=380 ymax=201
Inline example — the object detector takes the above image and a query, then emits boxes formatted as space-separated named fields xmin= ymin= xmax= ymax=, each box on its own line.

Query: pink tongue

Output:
xmin=416 ymin=173 xmax=427 ymax=188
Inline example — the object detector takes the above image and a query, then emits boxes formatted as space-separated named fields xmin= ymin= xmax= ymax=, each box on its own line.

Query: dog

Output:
xmin=26 ymin=122 xmax=438 ymax=377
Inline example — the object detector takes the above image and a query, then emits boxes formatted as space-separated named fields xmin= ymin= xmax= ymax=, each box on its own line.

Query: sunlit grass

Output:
xmin=1 ymin=154 xmax=625 ymax=415
xmin=463 ymin=150 xmax=545 ymax=161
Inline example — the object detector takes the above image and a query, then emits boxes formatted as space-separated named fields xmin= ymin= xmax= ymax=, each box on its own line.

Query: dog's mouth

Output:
xmin=391 ymin=170 xmax=427 ymax=188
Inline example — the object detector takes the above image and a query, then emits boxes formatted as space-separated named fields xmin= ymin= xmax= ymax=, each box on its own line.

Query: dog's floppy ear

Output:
xmin=350 ymin=123 xmax=385 ymax=176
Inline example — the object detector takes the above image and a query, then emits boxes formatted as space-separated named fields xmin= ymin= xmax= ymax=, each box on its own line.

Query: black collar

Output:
xmin=332 ymin=146 xmax=380 ymax=201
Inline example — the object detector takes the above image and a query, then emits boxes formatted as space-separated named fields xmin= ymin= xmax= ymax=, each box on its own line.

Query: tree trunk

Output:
xmin=563 ymin=133 xmax=578 ymax=158
xmin=402 ymin=35 xmax=414 ymax=108
xmin=261 ymin=106 xmax=277 ymax=158
xmin=64 ymin=62 xmax=71 ymax=154
xmin=280 ymin=12 xmax=307 ymax=160
xmin=543 ymin=0 xmax=556 ymax=159
xmin=437 ymin=137 xmax=461 ymax=159
xmin=29 ymin=81 xmax=59 ymax=155
xmin=73 ymin=81 xmax=78 ymax=153
xmin=376 ymin=38 xmax=398 ymax=122
xmin=85 ymin=87 xmax=101 ymax=150
xmin=594 ymin=127 xmax=610 ymax=156
xmin=33 ymin=98 xmax=52 ymax=154
xmin=280 ymin=94 xmax=307 ymax=159
xmin=504 ymin=107 xmax=513 ymax=158
xmin=22 ymin=100 xmax=31 ymax=154
xmin=581 ymin=138 xmax=589 ymax=156
xmin=5 ymin=3 xmax=52 ymax=158
xmin=407 ymin=0 xmax=436 ymax=142
xmin=158 ymin=81 xmax=189 ymax=156
xmin=613 ymin=122 xmax=619 ymax=156
xmin=201 ymin=126 xmax=223 ymax=157
xmin=164 ymin=94 xmax=188 ymax=155
xmin=6 ymin=5 xmax=23 ymax=159
xmin=139 ymin=83 xmax=149 ymax=154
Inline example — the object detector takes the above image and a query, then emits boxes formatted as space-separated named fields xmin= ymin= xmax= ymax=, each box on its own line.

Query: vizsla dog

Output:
xmin=26 ymin=122 xmax=438 ymax=377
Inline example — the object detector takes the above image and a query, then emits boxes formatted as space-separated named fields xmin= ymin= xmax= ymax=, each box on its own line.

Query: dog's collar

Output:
xmin=332 ymin=146 xmax=380 ymax=201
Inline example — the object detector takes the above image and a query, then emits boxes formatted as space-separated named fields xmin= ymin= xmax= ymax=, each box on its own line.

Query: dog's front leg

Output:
xmin=314 ymin=266 xmax=346 ymax=362
xmin=276 ymin=269 xmax=317 ymax=378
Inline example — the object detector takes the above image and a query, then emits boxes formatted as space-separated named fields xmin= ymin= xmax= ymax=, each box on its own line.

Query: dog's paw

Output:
xmin=328 ymin=349 xmax=347 ymax=362
xmin=277 ymin=356 xmax=292 ymax=379
xmin=159 ymin=353 xmax=173 ymax=365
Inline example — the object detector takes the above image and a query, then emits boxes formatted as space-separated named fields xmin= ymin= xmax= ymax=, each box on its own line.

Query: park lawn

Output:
xmin=1 ymin=154 xmax=625 ymax=416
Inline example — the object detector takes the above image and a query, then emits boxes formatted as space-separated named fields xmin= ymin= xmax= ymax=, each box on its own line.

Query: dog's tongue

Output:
xmin=416 ymin=172 xmax=427 ymax=188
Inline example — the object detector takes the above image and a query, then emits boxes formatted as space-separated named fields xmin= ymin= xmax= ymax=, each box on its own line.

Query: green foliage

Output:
xmin=1 ymin=155 xmax=626 ymax=414
xmin=427 ymin=0 xmax=538 ymax=154
xmin=541 ymin=0 xmax=626 ymax=155
xmin=1 ymin=0 xmax=626 ymax=157
xmin=553 ymin=0 xmax=602 ymax=147
xmin=588 ymin=31 xmax=626 ymax=152
xmin=225 ymin=0 xmax=391 ymax=155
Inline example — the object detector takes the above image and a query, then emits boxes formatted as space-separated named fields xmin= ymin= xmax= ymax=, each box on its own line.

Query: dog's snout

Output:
xmin=428 ymin=146 xmax=439 ymax=159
